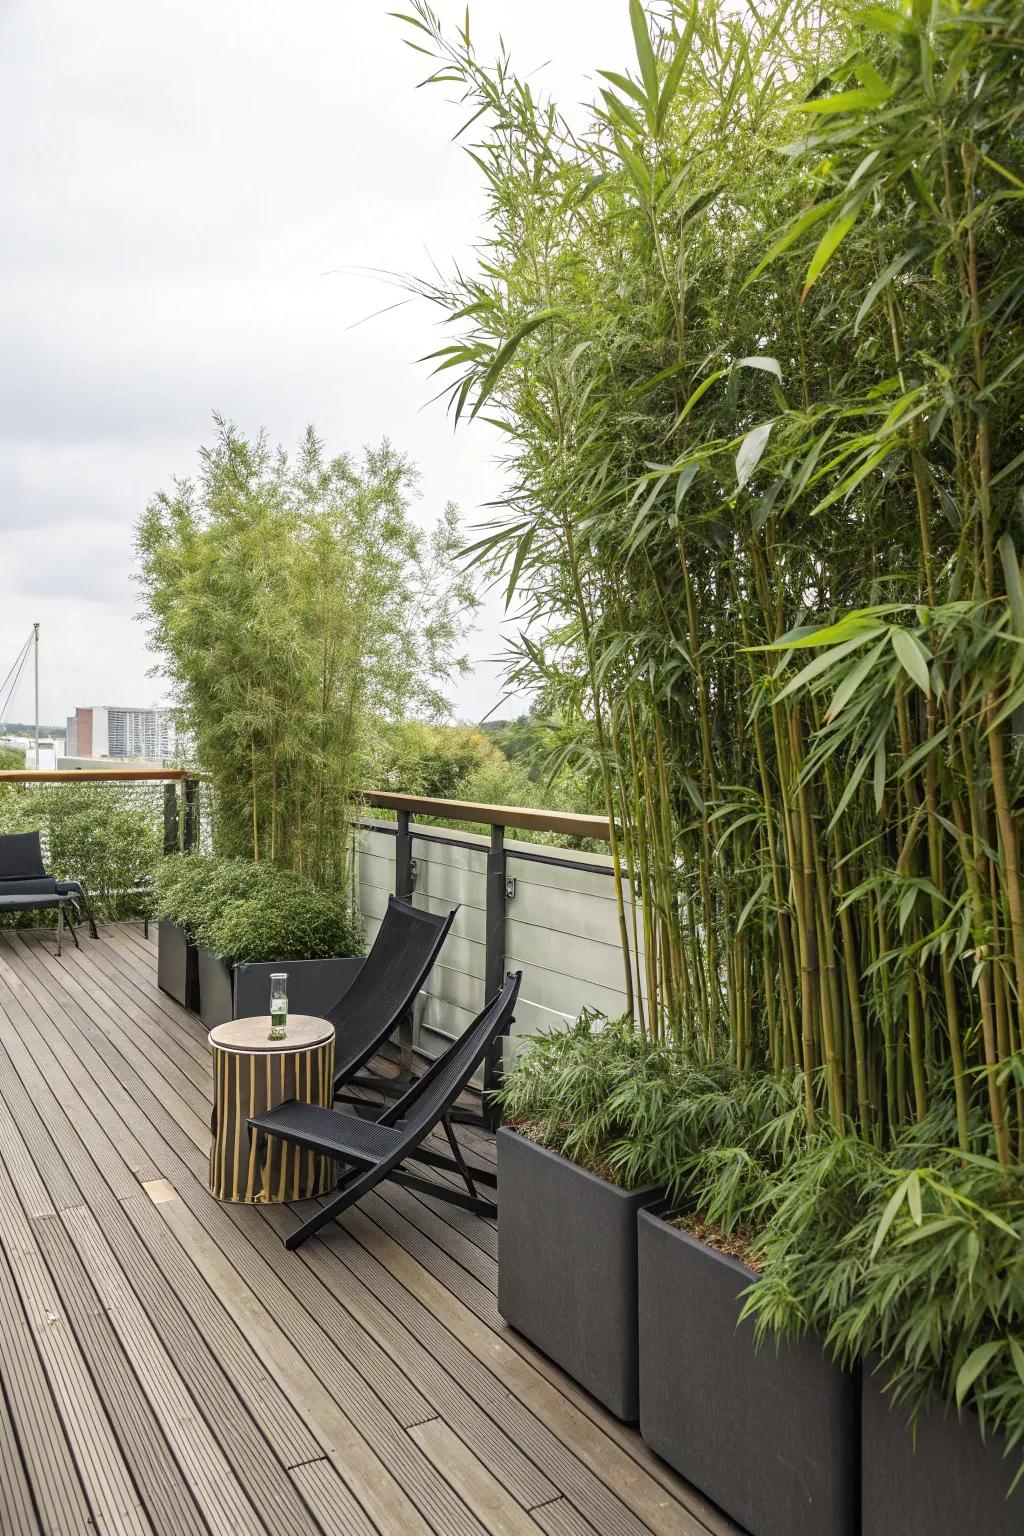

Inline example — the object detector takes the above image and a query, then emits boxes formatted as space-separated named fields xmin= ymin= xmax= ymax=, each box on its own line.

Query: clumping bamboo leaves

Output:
xmin=136 ymin=419 xmax=476 ymax=888
xmin=403 ymin=0 xmax=1024 ymax=1465
xmin=403 ymin=0 xmax=1024 ymax=1146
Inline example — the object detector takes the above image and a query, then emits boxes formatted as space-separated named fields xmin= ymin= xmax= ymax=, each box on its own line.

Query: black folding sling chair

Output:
xmin=0 ymin=830 xmax=99 ymax=956
xmin=250 ymin=970 xmax=521 ymax=1249
xmin=328 ymin=894 xmax=456 ymax=1102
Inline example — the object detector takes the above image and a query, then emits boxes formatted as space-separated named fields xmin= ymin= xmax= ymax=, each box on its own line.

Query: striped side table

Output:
xmin=208 ymin=1014 xmax=337 ymax=1204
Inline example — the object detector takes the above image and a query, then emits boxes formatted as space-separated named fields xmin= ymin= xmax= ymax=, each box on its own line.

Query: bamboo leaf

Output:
xmin=794 ymin=85 xmax=889 ymax=115
xmin=470 ymin=308 xmax=561 ymax=419
xmin=999 ymin=536 xmax=1024 ymax=635
xmin=826 ymin=638 xmax=887 ymax=720
xmin=890 ymin=628 xmax=931 ymax=695
xmin=629 ymin=0 xmax=659 ymax=117
xmin=906 ymin=1171 xmax=923 ymax=1225
xmin=674 ymin=367 xmax=729 ymax=424
xmin=680 ymin=184 xmax=725 ymax=227
xmin=597 ymin=70 xmax=650 ymax=111
xmin=873 ymin=733 xmax=887 ymax=812
xmin=870 ymin=1178 xmax=910 ymax=1259
xmin=737 ymin=355 xmax=782 ymax=381
xmin=1010 ymin=1339 xmax=1024 ymax=1388
xmin=776 ymin=629 xmax=884 ymax=703
xmin=855 ymin=249 xmax=918 ymax=334
xmin=656 ymin=4 xmax=697 ymax=130
xmin=803 ymin=206 xmax=861 ymax=299
xmin=955 ymin=1343 xmax=1003 ymax=1408
xmin=504 ymin=528 xmax=535 ymax=608
xmin=743 ymin=198 xmax=839 ymax=290
xmin=736 ymin=422 xmax=774 ymax=489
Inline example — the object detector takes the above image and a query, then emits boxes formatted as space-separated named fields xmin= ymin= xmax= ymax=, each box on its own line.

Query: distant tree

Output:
xmin=368 ymin=718 xmax=601 ymax=843
xmin=136 ymin=419 xmax=476 ymax=886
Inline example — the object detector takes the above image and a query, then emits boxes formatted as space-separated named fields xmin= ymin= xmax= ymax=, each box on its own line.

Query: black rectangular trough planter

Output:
xmin=196 ymin=947 xmax=364 ymax=1032
xmin=637 ymin=1208 xmax=858 ymax=1536
xmin=861 ymin=1362 xmax=1020 ymax=1535
xmin=496 ymin=1127 xmax=660 ymax=1420
xmin=157 ymin=919 xmax=200 ymax=1012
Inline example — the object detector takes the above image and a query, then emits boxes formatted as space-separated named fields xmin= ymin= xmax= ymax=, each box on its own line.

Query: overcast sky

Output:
xmin=0 ymin=0 xmax=632 ymax=729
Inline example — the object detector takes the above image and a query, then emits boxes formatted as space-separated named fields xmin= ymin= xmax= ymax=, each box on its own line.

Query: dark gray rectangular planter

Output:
xmin=638 ymin=1209 xmax=857 ymax=1536
xmin=197 ymin=947 xmax=364 ymax=1032
xmin=497 ymin=1127 xmax=660 ymax=1419
xmin=157 ymin=919 xmax=199 ymax=1011
xmin=862 ymin=1362 xmax=1019 ymax=1535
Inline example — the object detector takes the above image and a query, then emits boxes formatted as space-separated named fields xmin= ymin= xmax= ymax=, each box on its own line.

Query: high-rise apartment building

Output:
xmin=65 ymin=706 xmax=173 ymax=761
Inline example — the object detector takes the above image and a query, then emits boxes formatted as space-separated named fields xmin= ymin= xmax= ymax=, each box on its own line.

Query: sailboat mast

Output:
xmin=33 ymin=622 xmax=39 ymax=769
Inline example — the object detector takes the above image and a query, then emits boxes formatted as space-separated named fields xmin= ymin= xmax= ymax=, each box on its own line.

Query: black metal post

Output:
xmin=163 ymin=782 xmax=180 ymax=854
xmin=394 ymin=808 xmax=415 ymax=1074
xmin=395 ymin=809 xmax=414 ymax=898
xmin=183 ymin=777 xmax=197 ymax=852
xmin=481 ymin=823 xmax=507 ymax=1130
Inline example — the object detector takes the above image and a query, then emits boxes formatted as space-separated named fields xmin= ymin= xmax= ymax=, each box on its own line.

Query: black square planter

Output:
xmin=157 ymin=919 xmax=199 ymax=1011
xmin=197 ymin=947 xmax=364 ymax=1032
xmin=497 ymin=1127 xmax=660 ymax=1419
xmin=638 ymin=1208 xmax=857 ymax=1536
xmin=861 ymin=1362 xmax=1020 ymax=1535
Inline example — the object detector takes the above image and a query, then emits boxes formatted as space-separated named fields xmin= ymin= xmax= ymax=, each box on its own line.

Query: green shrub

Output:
xmin=0 ymin=783 xmax=162 ymax=922
xmin=155 ymin=854 xmax=362 ymax=966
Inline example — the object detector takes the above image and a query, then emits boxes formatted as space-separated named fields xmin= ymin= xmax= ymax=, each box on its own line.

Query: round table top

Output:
xmin=208 ymin=1014 xmax=334 ymax=1054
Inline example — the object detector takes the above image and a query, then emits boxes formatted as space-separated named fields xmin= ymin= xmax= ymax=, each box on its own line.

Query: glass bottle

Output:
xmin=269 ymin=972 xmax=288 ymax=1040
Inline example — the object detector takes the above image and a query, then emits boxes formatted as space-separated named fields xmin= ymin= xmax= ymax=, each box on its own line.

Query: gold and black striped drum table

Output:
xmin=208 ymin=1015 xmax=337 ymax=1204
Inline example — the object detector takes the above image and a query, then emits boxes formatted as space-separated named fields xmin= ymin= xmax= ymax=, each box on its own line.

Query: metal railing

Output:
xmin=0 ymin=771 xmax=625 ymax=1121
xmin=357 ymin=793 xmax=618 ymax=1126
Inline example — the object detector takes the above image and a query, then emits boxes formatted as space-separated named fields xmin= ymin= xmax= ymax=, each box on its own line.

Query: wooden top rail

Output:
xmin=0 ymin=768 xmax=191 ymax=783
xmin=0 ymin=773 xmax=610 ymax=839
xmin=360 ymin=790 xmax=612 ymax=842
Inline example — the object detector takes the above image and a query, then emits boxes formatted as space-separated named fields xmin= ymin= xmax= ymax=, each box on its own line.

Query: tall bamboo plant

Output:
xmin=137 ymin=419 xmax=475 ymax=887
xmin=403 ymin=0 xmax=1024 ymax=1155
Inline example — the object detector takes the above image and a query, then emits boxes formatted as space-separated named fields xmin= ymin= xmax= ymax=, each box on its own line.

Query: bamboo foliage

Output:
xmin=137 ymin=419 xmax=474 ymax=886
xmin=405 ymin=0 xmax=1024 ymax=1154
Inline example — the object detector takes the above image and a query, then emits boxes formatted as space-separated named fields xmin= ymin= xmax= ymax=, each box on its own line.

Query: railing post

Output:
xmin=183 ymin=776 xmax=197 ymax=852
xmin=395 ymin=808 xmax=414 ymax=899
xmin=482 ymin=823 xmax=507 ymax=1129
xmin=163 ymin=782 xmax=180 ymax=854
xmin=394 ymin=808 xmax=415 ymax=1075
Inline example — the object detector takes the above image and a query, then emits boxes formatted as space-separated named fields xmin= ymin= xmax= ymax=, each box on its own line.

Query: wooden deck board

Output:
xmin=0 ymin=924 xmax=741 ymax=1536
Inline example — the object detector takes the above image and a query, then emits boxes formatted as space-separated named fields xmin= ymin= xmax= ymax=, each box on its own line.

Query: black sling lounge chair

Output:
xmin=250 ymin=969 xmax=521 ymax=1249
xmin=0 ymin=831 xmax=99 ymax=957
xmin=328 ymin=894 xmax=456 ymax=1101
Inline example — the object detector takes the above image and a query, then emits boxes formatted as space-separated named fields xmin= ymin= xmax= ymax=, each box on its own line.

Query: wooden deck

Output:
xmin=0 ymin=923 xmax=740 ymax=1536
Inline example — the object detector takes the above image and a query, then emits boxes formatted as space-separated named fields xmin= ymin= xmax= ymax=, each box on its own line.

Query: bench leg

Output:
xmin=56 ymin=902 xmax=63 ymax=959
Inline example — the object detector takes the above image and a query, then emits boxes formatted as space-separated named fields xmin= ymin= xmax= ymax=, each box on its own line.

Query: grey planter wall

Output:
xmin=862 ymin=1363 xmax=1019 ymax=1535
xmin=638 ymin=1209 xmax=857 ymax=1536
xmin=157 ymin=920 xmax=199 ymax=1011
xmin=197 ymin=947 xmax=233 ymax=1031
xmin=197 ymin=947 xmax=364 ymax=1033
xmin=497 ymin=1128 xmax=660 ymax=1419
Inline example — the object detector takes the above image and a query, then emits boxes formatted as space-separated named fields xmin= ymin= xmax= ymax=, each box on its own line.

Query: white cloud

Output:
xmin=0 ymin=0 xmax=632 ymax=725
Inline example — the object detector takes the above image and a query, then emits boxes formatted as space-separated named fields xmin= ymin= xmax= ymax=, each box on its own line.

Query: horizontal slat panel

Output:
xmin=509 ymin=996 xmax=574 ymax=1037
xmin=507 ymin=921 xmax=630 ymax=994
xmin=506 ymin=958 xmax=633 ymax=1024
xmin=358 ymin=851 xmax=395 ymax=892
xmin=408 ymin=837 xmax=488 ymax=880
xmin=412 ymin=858 xmax=486 ymax=912
xmin=506 ymin=854 xmax=622 ymax=905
